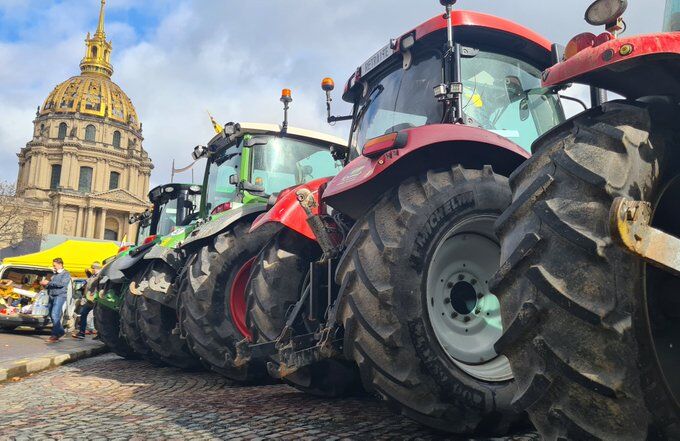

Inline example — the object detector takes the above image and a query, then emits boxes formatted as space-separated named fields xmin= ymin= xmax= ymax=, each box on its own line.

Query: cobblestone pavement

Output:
xmin=0 ymin=354 xmax=538 ymax=440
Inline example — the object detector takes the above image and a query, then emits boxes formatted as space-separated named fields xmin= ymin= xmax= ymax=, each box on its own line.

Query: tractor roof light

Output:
xmin=321 ymin=77 xmax=335 ymax=92
xmin=164 ymin=186 xmax=175 ymax=193
xmin=585 ymin=0 xmax=628 ymax=26
xmin=280 ymin=88 xmax=292 ymax=104
xmin=564 ymin=32 xmax=614 ymax=60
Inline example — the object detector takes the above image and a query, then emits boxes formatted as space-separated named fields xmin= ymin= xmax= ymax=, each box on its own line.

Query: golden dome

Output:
xmin=39 ymin=0 xmax=139 ymax=130
xmin=41 ymin=75 xmax=139 ymax=129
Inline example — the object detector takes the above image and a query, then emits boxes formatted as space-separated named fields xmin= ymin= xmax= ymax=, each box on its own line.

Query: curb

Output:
xmin=0 ymin=344 xmax=110 ymax=382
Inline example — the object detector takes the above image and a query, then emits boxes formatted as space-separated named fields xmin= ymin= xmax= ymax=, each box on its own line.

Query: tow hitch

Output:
xmin=610 ymin=197 xmax=680 ymax=276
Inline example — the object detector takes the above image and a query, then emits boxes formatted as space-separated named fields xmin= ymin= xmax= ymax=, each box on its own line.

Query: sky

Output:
xmin=0 ymin=0 xmax=668 ymax=187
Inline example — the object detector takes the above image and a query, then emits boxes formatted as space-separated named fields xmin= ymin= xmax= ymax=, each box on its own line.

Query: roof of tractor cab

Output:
xmin=343 ymin=10 xmax=554 ymax=102
xmin=208 ymin=122 xmax=347 ymax=149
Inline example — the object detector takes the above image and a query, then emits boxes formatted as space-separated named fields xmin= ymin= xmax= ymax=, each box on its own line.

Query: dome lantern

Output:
xmin=80 ymin=0 xmax=113 ymax=78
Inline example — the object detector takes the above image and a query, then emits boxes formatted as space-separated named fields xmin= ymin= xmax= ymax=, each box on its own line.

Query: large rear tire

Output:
xmin=493 ymin=101 xmax=680 ymax=440
xmin=94 ymin=300 xmax=136 ymax=359
xmin=137 ymin=263 xmax=201 ymax=370
xmin=337 ymin=166 xmax=521 ymax=434
xmin=179 ymin=220 xmax=276 ymax=382
xmin=247 ymin=228 xmax=362 ymax=397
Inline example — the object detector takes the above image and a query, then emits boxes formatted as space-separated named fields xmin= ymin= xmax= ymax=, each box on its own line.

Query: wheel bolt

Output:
xmin=444 ymin=298 xmax=451 ymax=304
xmin=471 ymin=279 xmax=477 ymax=285
xmin=451 ymin=312 xmax=458 ymax=318
xmin=477 ymin=293 xmax=484 ymax=299
xmin=458 ymin=274 xmax=465 ymax=281
xmin=474 ymin=308 xmax=481 ymax=315
xmin=463 ymin=316 xmax=471 ymax=323
xmin=446 ymin=282 xmax=454 ymax=289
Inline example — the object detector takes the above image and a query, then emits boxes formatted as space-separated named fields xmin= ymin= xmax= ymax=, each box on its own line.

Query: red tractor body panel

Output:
xmin=322 ymin=125 xmax=530 ymax=219
xmin=543 ymin=33 xmax=680 ymax=99
xmin=249 ymin=177 xmax=332 ymax=240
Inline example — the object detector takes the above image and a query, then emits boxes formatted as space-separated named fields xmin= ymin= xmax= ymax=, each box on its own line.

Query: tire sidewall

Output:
xmin=382 ymin=173 xmax=516 ymax=408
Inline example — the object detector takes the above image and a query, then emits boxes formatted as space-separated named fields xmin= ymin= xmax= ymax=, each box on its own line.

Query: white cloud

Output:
xmin=0 ymin=0 xmax=668 ymax=187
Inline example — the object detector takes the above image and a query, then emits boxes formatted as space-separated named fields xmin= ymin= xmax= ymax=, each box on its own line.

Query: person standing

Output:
xmin=40 ymin=258 xmax=71 ymax=343
xmin=73 ymin=262 xmax=101 ymax=340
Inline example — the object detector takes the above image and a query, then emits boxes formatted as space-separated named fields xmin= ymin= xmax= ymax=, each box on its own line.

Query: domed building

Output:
xmin=15 ymin=0 xmax=153 ymax=243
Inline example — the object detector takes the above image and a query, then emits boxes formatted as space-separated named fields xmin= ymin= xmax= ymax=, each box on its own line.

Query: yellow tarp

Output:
xmin=2 ymin=240 xmax=119 ymax=279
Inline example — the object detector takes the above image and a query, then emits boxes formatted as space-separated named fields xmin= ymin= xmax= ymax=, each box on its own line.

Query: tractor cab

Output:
xmin=133 ymin=183 xmax=202 ymax=246
xmin=195 ymin=121 xmax=345 ymax=219
xmin=335 ymin=10 xmax=566 ymax=157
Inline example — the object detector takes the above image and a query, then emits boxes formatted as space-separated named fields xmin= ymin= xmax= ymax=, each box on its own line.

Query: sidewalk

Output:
xmin=0 ymin=328 xmax=108 ymax=382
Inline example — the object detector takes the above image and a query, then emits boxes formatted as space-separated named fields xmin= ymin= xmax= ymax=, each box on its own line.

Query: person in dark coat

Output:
xmin=40 ymin=258 xmax=71 ymax=342
xmin=72 ymin=262 xmax=101 ymax=339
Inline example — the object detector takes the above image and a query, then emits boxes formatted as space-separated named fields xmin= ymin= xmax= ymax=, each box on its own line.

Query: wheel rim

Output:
xmin=647 ymin=174 xmax=680 ymax=407
xmin=230 ymin=257 xmax=255 ymax=341
xmin=426 ymin=215 xmax=513 ymax=382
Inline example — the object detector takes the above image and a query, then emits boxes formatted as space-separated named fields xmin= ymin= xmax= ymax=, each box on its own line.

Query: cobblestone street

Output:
xmin=0 ymin=354 xmax=537 ymax=440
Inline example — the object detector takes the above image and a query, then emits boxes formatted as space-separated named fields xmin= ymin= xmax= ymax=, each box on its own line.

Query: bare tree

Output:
xmin=0 ymin=181 xmax=43 ymax=248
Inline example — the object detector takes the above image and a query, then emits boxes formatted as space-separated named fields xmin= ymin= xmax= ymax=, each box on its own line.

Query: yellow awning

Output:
xmin=2 ymin=240 xmax=119 ymax=279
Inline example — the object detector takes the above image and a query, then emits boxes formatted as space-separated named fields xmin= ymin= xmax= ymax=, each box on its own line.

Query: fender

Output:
xmin=99 ymin=242 xmax=154 ymax=284
xmin=323 ymin=124 xmax=529 ymax=219
xmin=249 ymin=177 xmax=332 ymax=240
xmin=180 ymin=203 xmax=267 ymax=249
xmin=543 ymin=33 xmax=680 ymax=99
xmin=142 ymin=244 xmax=184 ymax=272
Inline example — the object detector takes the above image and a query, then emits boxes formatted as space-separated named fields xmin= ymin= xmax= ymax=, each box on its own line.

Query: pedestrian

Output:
xmin=72 ymin=262 xmax=101 ymax=340
xmin=40 ymin=257 xmax=71 ymax=343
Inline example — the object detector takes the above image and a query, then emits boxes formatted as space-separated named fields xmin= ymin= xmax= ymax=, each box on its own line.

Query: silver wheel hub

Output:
xmin=426 ymin=217 xmax=513 ymax=382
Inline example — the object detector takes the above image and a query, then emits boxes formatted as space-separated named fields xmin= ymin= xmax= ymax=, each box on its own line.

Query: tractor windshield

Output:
xmin=155 ymin=189 xmax=200 ymax=237
xmin=251 ymin=136 xmax=342 ymax=195
xmin=204 ymin=144 xmax=241 ymax=213
xmin=352 ymin=48 xmax=564 ymax=153
xmin=460 ymin=51 xmax=565 ymax=150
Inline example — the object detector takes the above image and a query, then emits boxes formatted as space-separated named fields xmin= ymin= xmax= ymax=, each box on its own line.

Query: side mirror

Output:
xmin=244 ymin=137 xmax=269 ymax=148
xmin=505 ymin=76 xmax=525 ymax=103
xmin=229 ymin=174 xmax=239 ymax=185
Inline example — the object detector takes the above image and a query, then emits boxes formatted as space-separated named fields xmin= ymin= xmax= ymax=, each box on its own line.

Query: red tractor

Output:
xmin=240 ymin=0 xmax=567 ymax=434
xmin=492 ymin=0 xmax=680 ymax=439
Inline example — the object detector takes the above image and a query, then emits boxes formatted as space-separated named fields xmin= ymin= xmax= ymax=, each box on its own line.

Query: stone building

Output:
xmin=14 ymin=0 xmax=153 ymax=243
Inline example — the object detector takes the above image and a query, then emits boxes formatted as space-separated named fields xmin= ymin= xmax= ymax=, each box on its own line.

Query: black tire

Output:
xmin=120 ymin=273 xmax=163 ymax=365
xmin=179 ymin=220 xmax=277 ymax=382
xmin=492 ymin=101 xmax=680 ymax=440
xmin=337 ymin=165 xmax=521 ymax=434
xmin=247 ymin=228 xmax=362 ymax=397
xmin=94 ymin=300 xmax=136 ymax=359
xmin=137 ymin=263 xmax=202 ymax=370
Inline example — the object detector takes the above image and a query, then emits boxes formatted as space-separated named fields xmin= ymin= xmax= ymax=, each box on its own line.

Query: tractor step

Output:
xmin=610 ymin=197 xmax=680 ymax=276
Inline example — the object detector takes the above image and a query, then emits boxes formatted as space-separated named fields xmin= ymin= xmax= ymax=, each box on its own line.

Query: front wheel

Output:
xmin=94 ymin=300 xmax=136 ymax=359
xmin=337 ymin=165 xmax=520 ymax=434
xmin=247 ymin=228 xmax=362 ymax=397
xmin=179 ymin=220 xmax=277 ymax=382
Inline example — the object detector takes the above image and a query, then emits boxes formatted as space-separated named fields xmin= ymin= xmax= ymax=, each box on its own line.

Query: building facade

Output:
xmin=15 ymin=0 xmax=153 ymax=243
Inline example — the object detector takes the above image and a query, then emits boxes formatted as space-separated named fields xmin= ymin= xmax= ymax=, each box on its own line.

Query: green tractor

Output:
xmin=119 ymin=101 xmax=346 ymax=372
xmin=94 ymin=183 xmax=201 ymax=358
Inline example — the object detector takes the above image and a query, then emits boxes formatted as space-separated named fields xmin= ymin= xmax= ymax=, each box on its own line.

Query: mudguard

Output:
xmin=98 ymin=242 xmax=154 ymax=284
xmin=142 ymin=245 xmax=183 ymax=270
xmin=322 ymin=124 xmax=529 ymax=219
xmin=180 ymin=203 xmax=268 ymax=249
xmin=543 ymin=33 xmax=680 ymax=99
xmin=249 ymin=177 xmax=332 ymax=240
